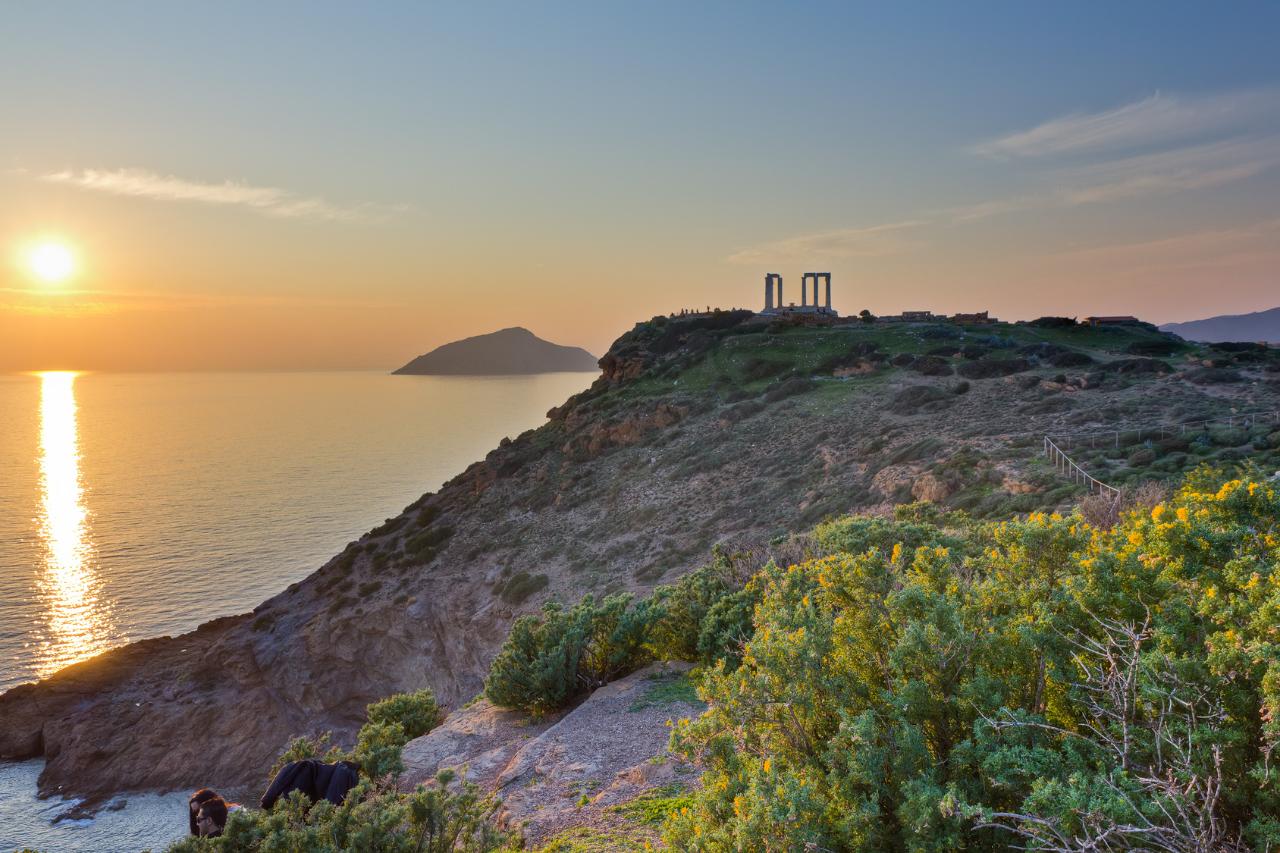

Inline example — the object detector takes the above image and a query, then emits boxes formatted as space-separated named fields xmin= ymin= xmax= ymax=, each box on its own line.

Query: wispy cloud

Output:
xmin=975 ymin=89 xmax=1280 ymax=159
xmin=1056 ymin=136 xmax=1280 ymax=204
xmin=1051 ymin=217 xmax=1280 ymax=270
xmin=726 ymin=220 xmax=924 ymax=265
xmin=730 ymin=88 xmax=1280 ymax=266
xmin=39 ymin=168 xmax=389 ymax=222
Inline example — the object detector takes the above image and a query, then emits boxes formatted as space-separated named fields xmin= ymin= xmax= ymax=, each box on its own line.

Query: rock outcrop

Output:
xmin=401 ymin=663 xmax=702 ymax=846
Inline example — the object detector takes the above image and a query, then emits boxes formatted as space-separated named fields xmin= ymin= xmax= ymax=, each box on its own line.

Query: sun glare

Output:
xmin=27 ymin=241 xmax=77 ymax=284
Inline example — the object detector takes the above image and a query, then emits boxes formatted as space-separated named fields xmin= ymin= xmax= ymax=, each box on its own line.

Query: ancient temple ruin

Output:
xmin=760 ymin=272 xmax=836 ymax=317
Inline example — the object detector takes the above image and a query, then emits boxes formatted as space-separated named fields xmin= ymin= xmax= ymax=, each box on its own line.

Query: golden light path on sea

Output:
xmin=35 ymin=371 xmax=112 ymax=677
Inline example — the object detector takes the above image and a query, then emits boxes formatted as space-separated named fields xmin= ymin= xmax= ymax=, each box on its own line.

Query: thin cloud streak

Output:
xmin=726 ymin=221 xmax=925 ymax=265
xmin=40 ymin=168 xmax=387 ymax=222
xmin=0 ymin=286 xmax=413 ymax=316
xmin=1056 ymin=136 xmax=1280 ymax=204
xmin=975 ymin=89 xmax=1280 ymax=158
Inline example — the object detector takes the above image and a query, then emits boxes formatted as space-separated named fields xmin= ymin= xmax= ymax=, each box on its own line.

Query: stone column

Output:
xmin=764 ymin=275 xmax=774 ymax=310
xmin=825 ymin=274 xmax=832 ymax=310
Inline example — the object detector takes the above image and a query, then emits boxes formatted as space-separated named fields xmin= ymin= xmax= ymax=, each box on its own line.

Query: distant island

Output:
xmin=392 ymin=327 xmax=598 ymax=375
xmin=1161 ymin=306 xmax=1280 ymax=343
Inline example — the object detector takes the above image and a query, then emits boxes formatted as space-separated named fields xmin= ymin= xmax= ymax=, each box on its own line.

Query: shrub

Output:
xmin=665 ymin=473 xmax=1280 ymax=851
xmin=484 ymin=594 xmax=660 ymax=715
xmin=404 ymin=525 xmax=454 ymax=563
xmin=887 ymin=385 xmax=953 ymax=414
xmin=365 ymin=689 xmax=441 ymax=741
xmin=910 ymin=355 xmax=954 ymax=376
xmin=957 ymin=357 xmax=1031 ymax=379
xmin=498 ymin=571 xmax=549 ymax=605
xmin=168 ymin=770 xmax=509 ymax=852
xmin=763 ymin=376 xmax=816 ymax=403
xmin=695 ymin=584 xmax=760 ymax=668
xmin=368 ymin=515 xmax=408 ymax=538
xmin=647 ymin=556 xmax=736 ymax=662
xmin=175 ymin=686 xmax=481 ymax=850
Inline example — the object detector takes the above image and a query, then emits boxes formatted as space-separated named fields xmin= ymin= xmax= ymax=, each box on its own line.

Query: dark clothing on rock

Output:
xmin=260 ymin=759 xmax=360 ymax=810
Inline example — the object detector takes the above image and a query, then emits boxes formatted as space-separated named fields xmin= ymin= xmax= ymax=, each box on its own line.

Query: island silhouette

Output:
xmin=392 ymin=326 xmax=598 ymax=375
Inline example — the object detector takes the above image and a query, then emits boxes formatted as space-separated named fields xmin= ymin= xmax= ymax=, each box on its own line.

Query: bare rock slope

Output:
xmin=401 ymin=662 xmax=701 ymax=847
xmin=4 ymin=313 xmax=1279 ymax=806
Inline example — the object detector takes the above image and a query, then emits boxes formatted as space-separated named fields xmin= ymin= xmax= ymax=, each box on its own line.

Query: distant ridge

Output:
xmin=1161 ymin=307 xmax=1280 ymax=344
xmin=393 ymin=327 xmax=598 ymax=375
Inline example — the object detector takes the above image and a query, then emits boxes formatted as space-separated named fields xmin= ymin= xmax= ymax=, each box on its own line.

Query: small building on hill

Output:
xmin=1083 ymin=315 xmax=1141 ymax=326
xmin=952 ymin=311 xmax=996 ymax=325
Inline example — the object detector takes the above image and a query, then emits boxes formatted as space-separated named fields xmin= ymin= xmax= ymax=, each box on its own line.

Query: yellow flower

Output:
xmin=891 ymin=543 xmax=903 ymax=563
xmin=1246 ymin=573 xmax=1261 ymax=590
xmin=763 ymin=758 xmax=771 ymax=773
xmin=1128 ymin=531 xmax=1143 ymax=546
xmin=1205 ymin=585 xmax=1217 ymax=599
xmin=1151 ymin=504 xmax=1166 ymax=522
xmin=1176 ymin=507 xmax=1190 ymax=522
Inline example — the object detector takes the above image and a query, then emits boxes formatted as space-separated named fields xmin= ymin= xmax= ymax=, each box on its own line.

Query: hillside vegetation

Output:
xmin=170 ymin=468 xmax=1280 ymax=851
xmin=4 ymin=311 xmax=1280 ymax=809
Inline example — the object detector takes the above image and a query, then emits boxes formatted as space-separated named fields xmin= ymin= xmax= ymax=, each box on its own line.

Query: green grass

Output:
xmin=524 ymin=827 xmax=650 ymax=853
xmin=628 ymin=672 xmax=701 ymax=712
xmin=612 ymin=784 xmax=695 ymax=825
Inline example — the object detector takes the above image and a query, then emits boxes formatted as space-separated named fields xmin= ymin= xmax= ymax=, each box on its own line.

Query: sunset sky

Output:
xmin=3 ymin=2 xmax=1279 ymax=371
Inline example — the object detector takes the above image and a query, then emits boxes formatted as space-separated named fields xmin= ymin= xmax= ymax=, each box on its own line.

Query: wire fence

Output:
xmin=1047 ymin=409 xmax=1280 ymax=451
xmin=1037 ymin=408 xmax=1280 ymax=506
xmin=1043 ymin=436 xmax=1122 ymax=502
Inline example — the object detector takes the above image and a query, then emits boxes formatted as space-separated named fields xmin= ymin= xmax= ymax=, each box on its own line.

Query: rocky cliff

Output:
xmin=4 ymin=312 xmax=1279 ymax=807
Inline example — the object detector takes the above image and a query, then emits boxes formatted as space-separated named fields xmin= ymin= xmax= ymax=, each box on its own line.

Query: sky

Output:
xmin=2 ymin=1 xmax=1279 ymax=371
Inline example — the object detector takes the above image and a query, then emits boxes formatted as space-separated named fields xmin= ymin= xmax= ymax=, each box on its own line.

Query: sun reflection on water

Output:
xmin=35 ymin=371 xmax=113 ymax=677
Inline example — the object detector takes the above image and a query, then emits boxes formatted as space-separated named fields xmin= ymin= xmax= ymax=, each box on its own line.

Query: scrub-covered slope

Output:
xmin=4 ymin=311 xmax=1279 ymax=806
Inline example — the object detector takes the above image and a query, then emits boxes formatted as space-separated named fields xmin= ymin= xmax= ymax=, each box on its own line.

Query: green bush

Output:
xmin=665 ymin=474 xmax=1280 ymax=851
xmin=365 ymin=688 xmax=441 ymax=740
xmin=498 ymin=571 xmax=549 ymax=605
xmin=168 ymin=771 xmax=509 ymax=852
xmin=174 ymin=689 xmax=474 ymax=851
xmin=484 ymin=594 xmax=660 ymax=715
xmin=646 ymin=552 xmax=738 ymax=662
xmin=404 ymin=525 xmax=454 ymax=562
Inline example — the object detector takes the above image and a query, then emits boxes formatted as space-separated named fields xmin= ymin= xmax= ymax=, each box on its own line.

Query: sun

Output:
xmin=27 ymin=241 xmax=77 ymax=284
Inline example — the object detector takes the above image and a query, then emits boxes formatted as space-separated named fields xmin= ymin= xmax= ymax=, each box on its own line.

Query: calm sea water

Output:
xmin=0 ymin=369 xmax=591 ymax=852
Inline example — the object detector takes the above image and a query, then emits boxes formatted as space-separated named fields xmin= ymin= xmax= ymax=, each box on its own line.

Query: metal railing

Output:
xmin=1043 ymin=436 xmax=1122 ymax=502
xmin=1049 ymin=409 xmax=1280 ymax=451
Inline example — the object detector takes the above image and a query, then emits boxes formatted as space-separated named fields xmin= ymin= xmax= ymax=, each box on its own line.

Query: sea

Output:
xmin=0 ymin=369 xmax=593 ymax=852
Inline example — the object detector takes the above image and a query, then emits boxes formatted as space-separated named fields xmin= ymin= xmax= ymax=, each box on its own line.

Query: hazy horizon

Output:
xmin=4 ymin=1 xmax=1280 ymax=371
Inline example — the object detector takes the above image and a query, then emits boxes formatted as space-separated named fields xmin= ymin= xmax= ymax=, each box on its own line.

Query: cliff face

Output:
xmin=4 ymin=312 xmax=1278 ymax=806
xmin=392 ymin=327 xmax=598 ymax=375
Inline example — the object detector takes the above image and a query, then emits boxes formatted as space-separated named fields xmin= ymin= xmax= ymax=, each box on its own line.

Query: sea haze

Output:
xmin=0 ymin=370 xmax=592 ymax=692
